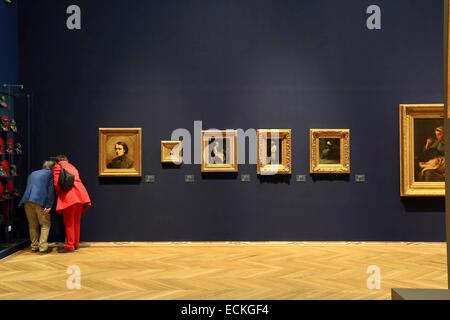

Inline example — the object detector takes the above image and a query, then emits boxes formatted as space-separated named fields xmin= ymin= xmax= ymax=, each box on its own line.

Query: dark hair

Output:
xmin=116 ymin=142 xmax=128 ymax=154
xmin=54 ymin=154 xmax=69 ymax=163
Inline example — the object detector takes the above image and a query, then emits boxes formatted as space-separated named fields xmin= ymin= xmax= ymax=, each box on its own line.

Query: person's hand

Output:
xmin=43 ymin=208 xmax=51 ymax=215
xmin=425 ymin=138 xmax=434 ymax=149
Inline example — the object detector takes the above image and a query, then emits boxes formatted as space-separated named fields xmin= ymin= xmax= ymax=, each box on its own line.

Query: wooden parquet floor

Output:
xmin=0 ymin=242 xmax=447 ymax=300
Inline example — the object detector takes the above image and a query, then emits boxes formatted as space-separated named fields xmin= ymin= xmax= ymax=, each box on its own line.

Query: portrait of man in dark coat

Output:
xmin=107 ymin=141 xmax=134 ymax=169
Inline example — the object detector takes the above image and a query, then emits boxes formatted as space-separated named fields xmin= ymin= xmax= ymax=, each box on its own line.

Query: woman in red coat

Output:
xmin=53 ymin=155 xmax=91 ymax=253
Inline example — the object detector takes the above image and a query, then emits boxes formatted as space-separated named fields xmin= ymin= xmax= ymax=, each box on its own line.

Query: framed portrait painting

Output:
xmin=257 ymin=129 xmax=292 ymax=175
xmin=201 ymin=130 xmax=238 ymax=172
xmin=400 ymin=104 xmax=444 ymax=196
xmin=98 ymin=128 xmax=142 ymax=177
xmin=310 ymin=129 xmax=350 ymax=174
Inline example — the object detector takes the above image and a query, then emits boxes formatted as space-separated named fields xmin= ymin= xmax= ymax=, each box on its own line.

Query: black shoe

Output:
xmin=58 ymin=247 xmax=75 ymax=253
xmin=31 ymin=248 xmax=39 ymax=253
xmin=38 ymin=249 xmax=50 ymax=255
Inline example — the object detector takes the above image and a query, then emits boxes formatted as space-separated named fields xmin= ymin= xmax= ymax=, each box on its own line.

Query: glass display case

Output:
xmin=0 ymin=84 xmax=31 ymax=257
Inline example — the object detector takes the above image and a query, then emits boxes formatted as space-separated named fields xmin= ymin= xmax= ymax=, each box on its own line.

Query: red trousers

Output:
xmin=63 ymin=204 xmax=84 ymax=251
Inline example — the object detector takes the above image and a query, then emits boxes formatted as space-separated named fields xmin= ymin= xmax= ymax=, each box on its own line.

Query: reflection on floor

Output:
xmin=0 ymin=242 xmax=447 ymax=300
xmin=0 ymin=240 xmax=29 ymax=260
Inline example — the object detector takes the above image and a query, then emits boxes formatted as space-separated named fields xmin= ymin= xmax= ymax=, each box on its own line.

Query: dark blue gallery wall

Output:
xmin=19 ymin=0 xmax=445 ymax=241
xmin=0 ymin=1 xmax=18 ymax=83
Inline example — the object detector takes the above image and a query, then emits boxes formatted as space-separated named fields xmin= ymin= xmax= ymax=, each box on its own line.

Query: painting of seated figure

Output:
xmin=400 ymin=104 xmax=444 ymax=196
xmin=201 ymin=130 xmax=238 ymax=173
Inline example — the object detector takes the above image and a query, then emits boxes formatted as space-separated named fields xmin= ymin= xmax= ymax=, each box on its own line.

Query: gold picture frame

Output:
xmin=98 ymin=128 xmax=142 ymax=177
xmin=400 ymin=104 xmax=444 ymax=197
xmin=310 ymin=129 xmax=350 ymax=174
xmin=161 ymin=141 xmax=183 ymax=164
xmin=257 ymin=129 xmax=292 ymax=175
xmin=201 ymin=130 xmax=238 ymax=172
xmin=447 ymin=1 xmax=450 ymax=119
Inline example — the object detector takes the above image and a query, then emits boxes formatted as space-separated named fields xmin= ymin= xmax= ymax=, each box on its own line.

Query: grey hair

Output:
xmin=42 ymin=161 xmax=55 ymax=170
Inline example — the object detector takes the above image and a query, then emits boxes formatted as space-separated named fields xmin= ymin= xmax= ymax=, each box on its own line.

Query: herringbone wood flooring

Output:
xmin=0 ymin=242 xmax=447 ymax=300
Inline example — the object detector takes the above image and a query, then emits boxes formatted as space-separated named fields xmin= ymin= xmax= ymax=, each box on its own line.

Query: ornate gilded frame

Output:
xmin=310 ymin=129 xmax=350 ymax=174
xmin=447 ymin=0 xmax=450 ymax=120
xmin=399 ymin=104 xmax=444 ymax=197
xmin=257 ymin=129 xmax=292 ymax=175
xmin=201 ymin=130 xmax=238 ymax=173
xmin=98 ymin=128 xmax=142 ymax=177
xmin=161 ymin=141 xmax=183 ymax=164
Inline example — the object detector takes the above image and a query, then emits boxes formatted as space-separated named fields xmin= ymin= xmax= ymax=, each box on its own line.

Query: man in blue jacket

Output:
xmin=19 ymin=161 xmax=55 ymax=254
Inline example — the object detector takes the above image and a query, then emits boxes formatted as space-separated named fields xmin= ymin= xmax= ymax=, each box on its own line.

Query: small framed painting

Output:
xmin=257 ymin=129 xmax=292 ymax=175
xmin=161 ymin=141 xmax=183 ymax=164
xmin=310 ymin=129 xmax=350 ymax=174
